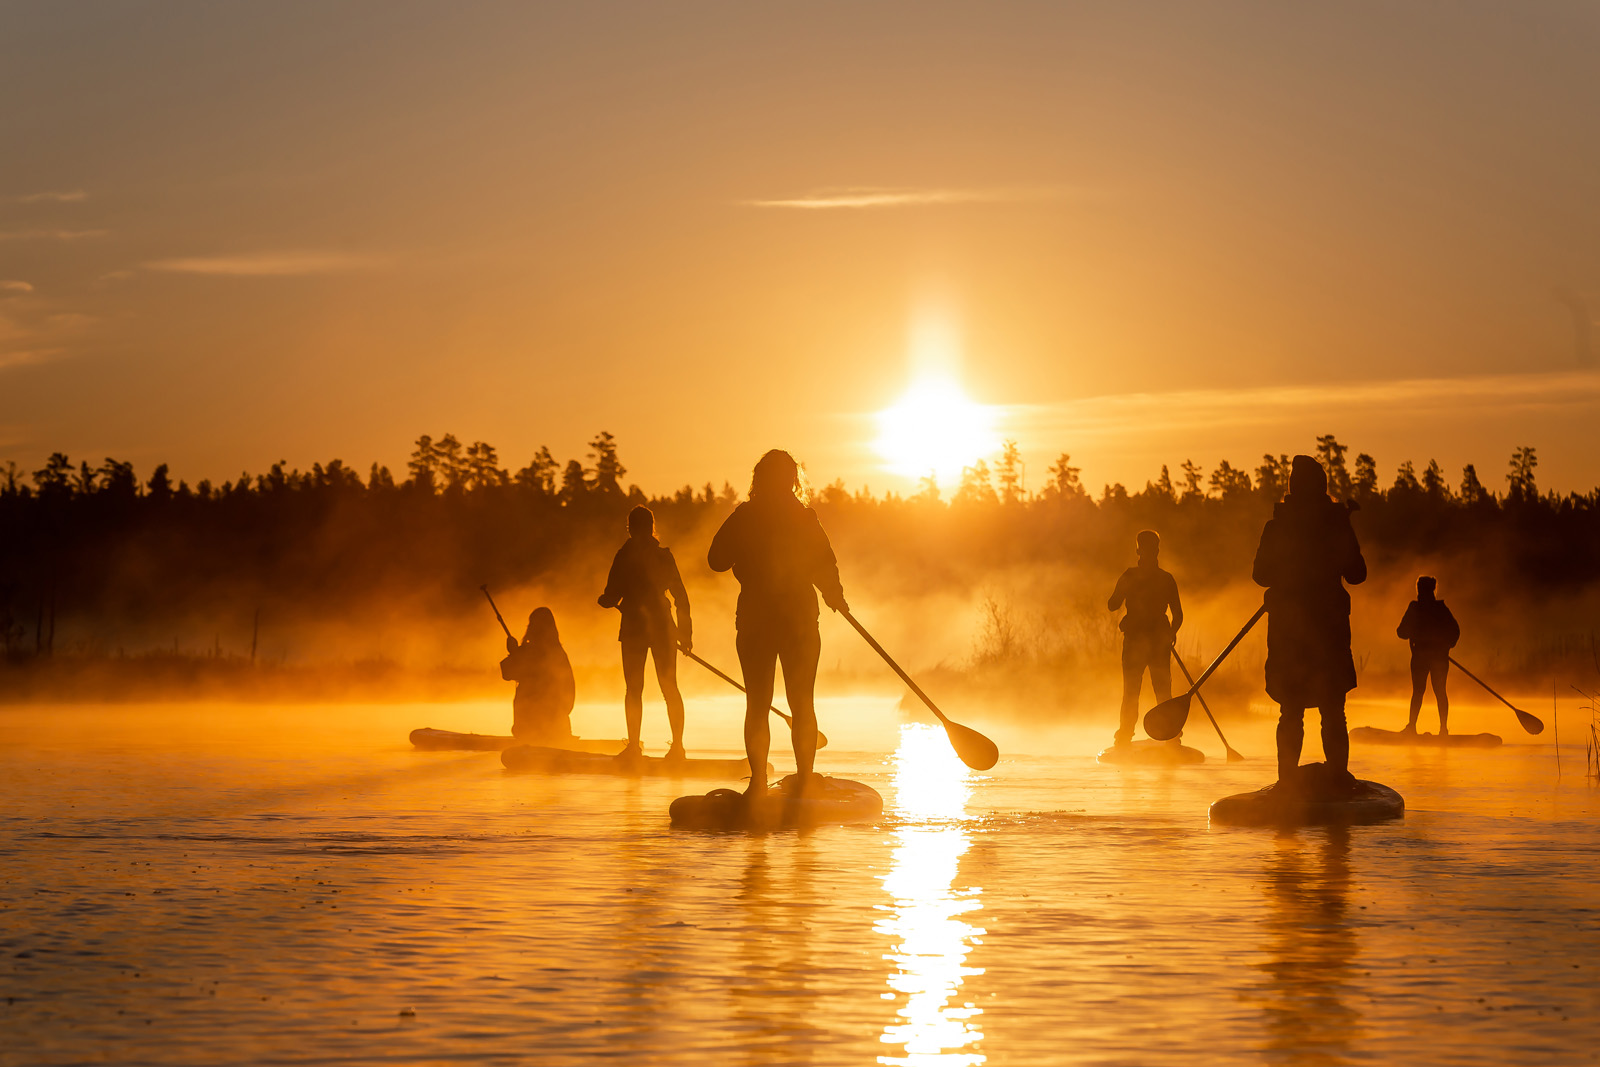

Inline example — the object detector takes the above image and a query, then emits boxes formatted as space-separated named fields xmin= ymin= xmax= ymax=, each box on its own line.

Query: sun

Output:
xmin=874 ymin=376 xmax=1000 ymax=487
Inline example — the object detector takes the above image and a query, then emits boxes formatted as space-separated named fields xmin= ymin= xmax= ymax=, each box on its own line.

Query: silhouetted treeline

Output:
xmin=2 ymin=431 xmax=1597 ymax=674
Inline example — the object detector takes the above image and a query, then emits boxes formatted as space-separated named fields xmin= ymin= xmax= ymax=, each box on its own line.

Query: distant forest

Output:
xmin=2 ymin=431 xmax=1597 ymax=700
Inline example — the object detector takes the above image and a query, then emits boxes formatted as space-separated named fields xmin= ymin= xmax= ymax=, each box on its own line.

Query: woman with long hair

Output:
xmin=708 ymin=449 xmax=847 ymax=795
xmin=501 ymin=606 xmax=577 ymax=744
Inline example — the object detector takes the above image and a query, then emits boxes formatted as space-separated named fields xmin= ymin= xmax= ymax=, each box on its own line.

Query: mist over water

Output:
xmin=4 ymin=698 xmax=1596 ymax=1066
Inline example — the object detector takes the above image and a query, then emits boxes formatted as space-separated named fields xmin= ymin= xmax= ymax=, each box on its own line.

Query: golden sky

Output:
xmin=3 ymin=2 xmax=1599 ymax=494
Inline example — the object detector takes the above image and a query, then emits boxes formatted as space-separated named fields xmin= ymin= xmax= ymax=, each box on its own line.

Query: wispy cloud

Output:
xmin=143 ymin=251 xmax=383 ymax=276
xmin=17 ymin=190 xmax=88 ymax=204
xmin=0 ymin=281 xmax=34 ymax=294
xmin=0 ymin=229 xmax=107 ymax=241
xmin=1008 ymin=369 xmax=1600 ymax=441
xmin=743 ymin=186 xmax=1068 ymax=210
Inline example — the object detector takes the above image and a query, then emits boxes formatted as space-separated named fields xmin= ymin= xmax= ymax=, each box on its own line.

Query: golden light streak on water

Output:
xmin=877 ymin=723 xmax=986 ymax=1066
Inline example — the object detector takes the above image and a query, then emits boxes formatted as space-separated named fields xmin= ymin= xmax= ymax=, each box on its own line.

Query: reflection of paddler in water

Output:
xmin=500 ymin=607 xmax=577 ymax=744
xmin=1253 ymin=455 xmax=1367 ymax=789
xmin=1107 ymin=529 xmax=1183 ymax=747
xmin=598 ymin=505 xmax=692 ymax=760
xmin=1256 ymin=826 xmax=1358 ymax=1062
xmin=708 ymin=449 xmax=847 ymax=798
xmin=1397 ymin=575 xmax=1460 ymax=735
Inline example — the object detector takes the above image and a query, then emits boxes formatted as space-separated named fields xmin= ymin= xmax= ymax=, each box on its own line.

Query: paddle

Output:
xmin=680 ymin=647 xmax=830 ymax=749
xmin=480 ymin=584 xmax=514 ymax=640
xmin=1448 ymin=656 xmax=1545 ymax=734
xmin=1145 ymin=604 xmax=1267 ymax=741
xmin=840 ymin=608 xmax=999 ymax=771
xmin=1170 ymin=644 xmax=1245 ymax=761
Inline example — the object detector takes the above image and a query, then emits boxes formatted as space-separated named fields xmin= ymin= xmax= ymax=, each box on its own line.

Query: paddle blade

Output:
xmin=1515 ymin=708 xmax=1545 ymax=735
xmin=817 ymin=730 xmax=831 ymax=749
xmin=942 ymin=718 xmax=999 ymax=771
xmin=1144 ymin=693 xmax=1192 ymax=741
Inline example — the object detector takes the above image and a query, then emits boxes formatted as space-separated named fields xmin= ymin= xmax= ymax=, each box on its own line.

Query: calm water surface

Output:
xmin=2 ymin=697 xmax=1598 ymax=1066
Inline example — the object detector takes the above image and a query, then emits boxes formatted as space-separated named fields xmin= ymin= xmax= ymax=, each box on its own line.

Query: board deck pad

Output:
xmin=670 ymin=775 xmax=883 ymax=831
xmin=409 ymin=728 xmax=624 ymax=753
xmin=501 ymin=744 xmax=762 ymax=779
xmin=1210 ymin=762 xmax=1404 ymax=827
xmin=1098 ymin=739 xmax=1206 ymax=766
xmin=1350 ymin=726 xmax=1502 ymax=749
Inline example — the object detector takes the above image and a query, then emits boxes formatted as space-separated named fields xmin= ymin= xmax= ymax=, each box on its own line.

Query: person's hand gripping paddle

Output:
xmin=841 ymin=608 xmax=999 ymax=771
xmin=1145 ymin=605 xmax=1268 ymax=742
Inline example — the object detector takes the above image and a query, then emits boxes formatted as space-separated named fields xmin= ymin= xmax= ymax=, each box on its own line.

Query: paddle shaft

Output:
xmin=840 ymin=609 xmax=951 ymax=726
xmin=480 ymin=585 xmax=513 ymax=641
xmin=1185 ymin=605 xmax=1268 ymax=694
xmin=681 ymin=648 xmax=801 ymax=730
xmin=1170 ymin=645 xmax=1241 ymax=758
xmin=1448 ymin=656 xmax=1524 ymax=716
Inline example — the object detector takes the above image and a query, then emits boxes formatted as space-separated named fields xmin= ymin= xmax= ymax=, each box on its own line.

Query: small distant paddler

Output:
xmin=1252 ymin=455 xmax=1367 ymax=788
xmin=1397 ymin=575 xmax=1460 ymax=735
xmin=1107 ymin=529 xmax=1183 ymax=747
xmin=501 ymin=607 xmax=577 ymax=745
xmin=598 ymin=505 xmax=692 ymax=760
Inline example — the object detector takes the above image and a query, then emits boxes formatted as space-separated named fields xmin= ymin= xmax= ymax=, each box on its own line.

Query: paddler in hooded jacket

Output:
xmin=598 ymin=505 xmax=692 ymax=760
xmin=501 ymin=607 xmax=577 ymax=744
xmin=1252 ymin=454 xmax=1367 ymax=788
xmin=1397 ymin=575 xmax=1460 ymax=735
xmin=1108 ymin=529 xmax=1183 ymax=748
xmin=708 ymin=449 xmax=847 ymax=798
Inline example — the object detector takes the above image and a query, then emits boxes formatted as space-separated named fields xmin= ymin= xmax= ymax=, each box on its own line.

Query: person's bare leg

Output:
xmin=737 ymin=630 xmax=777 ymax=795
xmin=1406 ymin=655 xmax=1426 ymax=732
xmin=620 ymin=636 xmax=647 ymax=754
xmin=1116 ymin=636 xmax=1143 ymax=745
xmin=1277 ymin=705 xmax=1305 ymax=784
xmin=1148 ymin=637 xmax=1175 ymax=741
xmin=652 ymin=642 xmax=686 ymax=753
xmin=1321 ymin=699 xmax=1350 ymax=776
xmin=779 ymin=628 xmax=822 ymax=789
xmin=1434 ymin=658 xmax=1450 ymax=734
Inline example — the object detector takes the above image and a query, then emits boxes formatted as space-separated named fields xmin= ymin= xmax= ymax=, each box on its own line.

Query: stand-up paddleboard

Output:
xmin=501 ymin=744 xmax=763 ymax=779
xmin=670 ymin=774 xmax=883 ymax=831
xmin=1210 ymin=762 xmax=1403 ymax=827
xmin=409 ymin=728 xmax=624 ymax=753
xmin=1350 ymin=726 xmax=1501 ymax=749
xmin=1097 ymin=739 xmax=1206 ymax=766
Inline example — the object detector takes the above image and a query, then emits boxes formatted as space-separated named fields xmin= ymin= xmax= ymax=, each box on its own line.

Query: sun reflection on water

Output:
xmin=877 ymin=723 xmax=986 ymax=1066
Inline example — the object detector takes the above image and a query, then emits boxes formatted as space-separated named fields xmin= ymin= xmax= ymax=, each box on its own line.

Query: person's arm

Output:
xmin=1167 ymin=575 xmax=1183 ymax=634
xmin=1340 ymin=510 xmax=1368 ymax=586
xmin=1107 ymin=571 xmax=1128 ymax=612
xmin=1397 ymin=603 xmax=1416 ymax=641
xmin=807 ymin=510 xmax=847 ymax=612
xmin=597 ymin=547 xmax=625 ymax=609
xmin=1251 ymin=521 xmax=1279 ymax=589
xmin=1442 ymin=604 xmax=1461 ymax=648
xmin=707 ymin=508 xmax=741 ymax=573
xmin=663 ymin=549 xmax=692 ymax=650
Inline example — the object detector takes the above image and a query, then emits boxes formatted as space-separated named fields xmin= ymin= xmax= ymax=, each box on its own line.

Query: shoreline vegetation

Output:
xmin=4 ymin=433 xmax=1598 ymax=712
